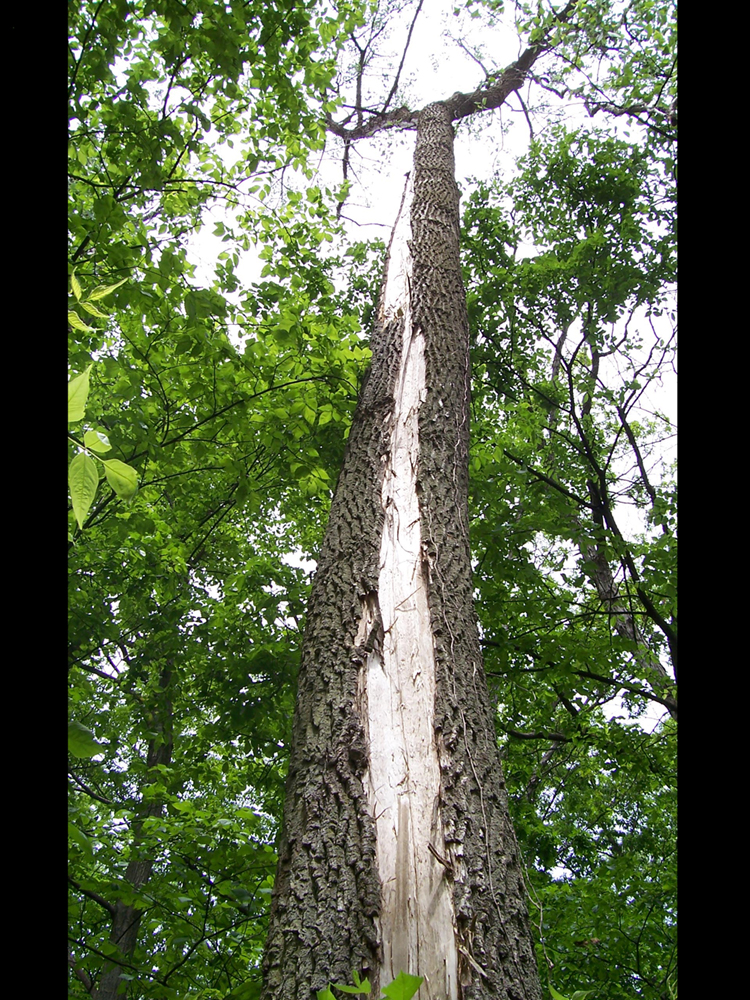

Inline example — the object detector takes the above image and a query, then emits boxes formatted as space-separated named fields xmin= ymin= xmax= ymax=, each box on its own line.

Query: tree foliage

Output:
xmin=68 ymin=1 xmax=676 ymax=997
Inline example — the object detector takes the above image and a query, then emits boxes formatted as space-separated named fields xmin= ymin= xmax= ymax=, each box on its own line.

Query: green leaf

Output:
xmin=549 ymin=990 xmax=594 ymax=1000
xmin=303 ymin=404 xmax=317 ymax=425
xmin=68 ymin=365 xmax=93 ymax=422
xmin=331 ymin=973 xmax=371 ymax=994
xmin=71 ymin=272 xmax=82 ymax=301
xmin=68 ymin=310 xmax=94 ymax=332
xmin=550 ymin=985 xmax=594 ymax=1000
xmin=102 ymin=459 xmax=139 ymax=499
xmin=381 ymin=972 xmax=424 ymax=1000
xmin=316 ymin=989 xmax=336 ymax=1000
xmin=81 ymin=300 xmax=108 ymax=319
xmin=69 ymin=452 xmax=100 ymax=529
xmin=68 ymin=821 xmax=94 ymax=859
xmin=84 ymin=429 xmax=112 ymax=454
xmin=68 ymin=720 xmax=102 ymax=758
xmin=87 ymin=277 xmax=128 ymax=301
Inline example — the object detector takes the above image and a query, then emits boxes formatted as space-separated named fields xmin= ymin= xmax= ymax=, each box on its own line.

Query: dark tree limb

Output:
xmin=382 ymin=0 xmax=425 ymax=113
xmin=69 ymin=949 xmax=95 ymax=994
xmin=69 ymin=876 xmax=117 ymax=918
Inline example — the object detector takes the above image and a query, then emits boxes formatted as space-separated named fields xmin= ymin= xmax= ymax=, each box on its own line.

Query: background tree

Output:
xmin=69 ymin=1 xmax=676 ymax=998
xmin=462 ymin=126 xmax=676 ymax=1000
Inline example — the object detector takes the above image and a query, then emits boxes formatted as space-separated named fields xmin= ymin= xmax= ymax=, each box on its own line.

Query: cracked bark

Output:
xmin=262 ymin=102 xmax=541 ymax=1000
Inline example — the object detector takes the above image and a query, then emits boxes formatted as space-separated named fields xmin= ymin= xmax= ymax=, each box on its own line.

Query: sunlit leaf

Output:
xmin=87 ymin=277 xmax=128 ymax=301
xmin=68 ymin=310 xmax=94 ymax=332
xmin=84 ymin=429 xmax=111 ymax=454
xmin=68 ymin=366 xmax=92 ymax=422
xmin=102 ymin=459 xmax=138 ymax=499
xmin=81 ymin=300 xmax=108 ymax=319
xmin=69 ymin=452 xmax=99 ymax=528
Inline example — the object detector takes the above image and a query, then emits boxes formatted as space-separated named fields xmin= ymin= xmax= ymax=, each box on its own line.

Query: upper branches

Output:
xmin=326 ymin=0 xmax=577 ymax=140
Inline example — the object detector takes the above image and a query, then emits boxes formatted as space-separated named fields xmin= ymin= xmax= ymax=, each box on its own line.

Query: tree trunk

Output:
xmin=94 ymin=664 xmax=174 ymax=1000
xmin=262 ymin=102 xmax=542 ymax=1000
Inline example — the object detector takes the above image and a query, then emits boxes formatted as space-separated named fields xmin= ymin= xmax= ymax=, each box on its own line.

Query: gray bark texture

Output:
xmin=261 ymin=102 xmax=542 ymax=1000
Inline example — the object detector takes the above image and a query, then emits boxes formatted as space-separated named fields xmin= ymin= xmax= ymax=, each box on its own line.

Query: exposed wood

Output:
xmin=358 ymin=170 xmax=458 ymax=996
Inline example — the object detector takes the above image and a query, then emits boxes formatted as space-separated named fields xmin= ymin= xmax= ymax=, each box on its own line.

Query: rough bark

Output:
xmin=411 ymin=103 xmax=541 ymax=1000
xmin=262 ymin=102 xmax=541 ymax=1000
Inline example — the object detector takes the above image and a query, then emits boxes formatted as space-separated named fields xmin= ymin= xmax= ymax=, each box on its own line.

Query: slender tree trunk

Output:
xmin=262 ymin=102 xmax=541 ymax=1000
xmin=94 ymin=664 xmax=174 ymax=1000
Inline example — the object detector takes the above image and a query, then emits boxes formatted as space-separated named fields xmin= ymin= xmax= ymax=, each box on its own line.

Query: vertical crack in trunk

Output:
xmin=358 ymin=170 xmax=458 ymax=996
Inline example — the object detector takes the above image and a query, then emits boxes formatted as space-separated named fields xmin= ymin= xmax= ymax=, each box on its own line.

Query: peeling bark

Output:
xmin=359 ymin=169 xmax=458 ymax=996
xmin=262 ymin=103 xmax=542 ymax=1000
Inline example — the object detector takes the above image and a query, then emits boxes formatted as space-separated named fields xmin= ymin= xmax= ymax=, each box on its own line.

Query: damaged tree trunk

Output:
xmin=261 ymin=102 xmax=542 ymax=1000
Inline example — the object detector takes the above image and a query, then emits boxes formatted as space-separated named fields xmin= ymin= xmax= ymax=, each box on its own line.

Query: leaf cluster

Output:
xmin=68 ymin=2 xmax=374 ymax=996
xmin=317 ymin=970 xmax=423 ymax=1000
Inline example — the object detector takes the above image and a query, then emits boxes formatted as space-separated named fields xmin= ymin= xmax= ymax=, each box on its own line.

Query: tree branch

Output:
xmin=69 ymin=769 xmax=115 ymax=806
xmin=68 ymin=949 xmax=95 ymax=993
xmin=502 ymin=727 xmax=569 ymax=742
xmin=69 ymin=876 xmax=117 ymax=917
xmin=503 ymin=448 xmax=590 ymax=510
xmin=443 ymin=0 xmax=577 ymax=121
xmin=382 ymin=0 xmax=425 ymax=113
xmin=573 ymin=668 xmax=676 ymax=715
xmin=327 ymin=1 xmax=578 ymax=139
